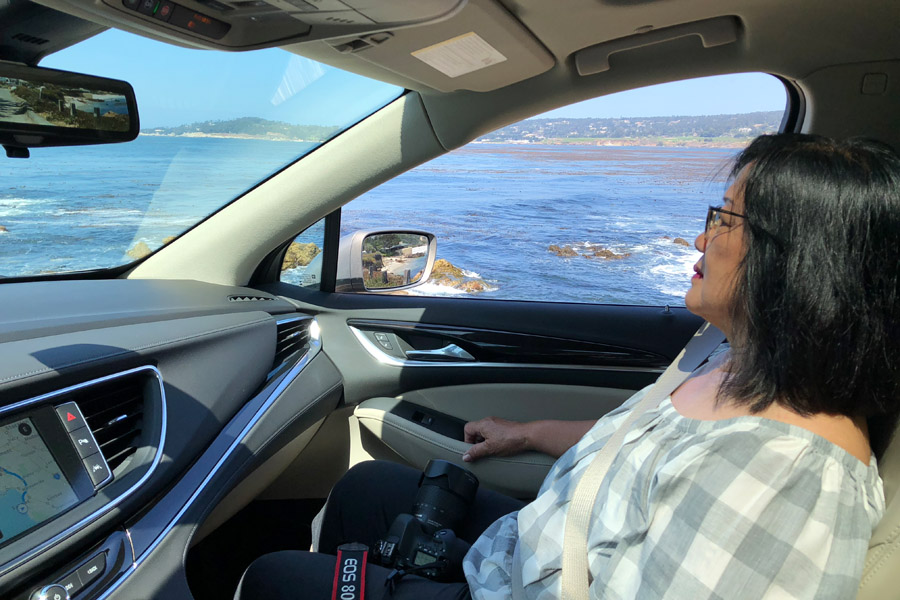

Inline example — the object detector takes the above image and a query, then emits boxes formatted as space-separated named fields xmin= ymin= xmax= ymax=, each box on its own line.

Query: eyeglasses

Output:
xmin=705 ymin=205 xmax=747 ymax=237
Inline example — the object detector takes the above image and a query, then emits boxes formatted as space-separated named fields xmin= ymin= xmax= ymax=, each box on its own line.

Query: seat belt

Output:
xmin=560 ymin=321 xmax=725 ymax=600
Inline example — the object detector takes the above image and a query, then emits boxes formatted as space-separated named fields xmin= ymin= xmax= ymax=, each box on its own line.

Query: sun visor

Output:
xmin=330 ymin=0 xmax=555 ymax=92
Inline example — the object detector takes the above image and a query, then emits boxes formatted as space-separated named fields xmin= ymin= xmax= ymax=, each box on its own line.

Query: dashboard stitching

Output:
xmin=0 ymin=316 xmax=271 ymax=385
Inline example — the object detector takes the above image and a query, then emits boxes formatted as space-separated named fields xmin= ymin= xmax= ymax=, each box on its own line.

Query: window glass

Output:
xmin=339 ymin=74 xmax=786 ymax=305
xmin=0 ymin=29 xmax=400 ymax=278
xmin=281 ymin=218 xmax=325 ymax=289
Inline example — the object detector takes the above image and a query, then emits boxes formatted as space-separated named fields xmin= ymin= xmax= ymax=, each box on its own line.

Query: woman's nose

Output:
xmin=694 ymin=231 xmax=707 ymax=252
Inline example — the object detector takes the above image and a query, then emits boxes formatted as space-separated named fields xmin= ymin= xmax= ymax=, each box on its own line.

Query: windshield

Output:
xmin=0 ymin=29 xmax=401 ymax=278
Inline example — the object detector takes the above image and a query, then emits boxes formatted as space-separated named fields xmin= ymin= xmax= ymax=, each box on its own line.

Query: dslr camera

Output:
xmin=371 ymin=459 xmax=479 ymax=580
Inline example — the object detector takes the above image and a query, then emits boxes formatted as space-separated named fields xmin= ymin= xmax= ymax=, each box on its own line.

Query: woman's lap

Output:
xmin=317 ymin=460 xmax=526 ymax=553
xmin=235 ymin=460 xmax=525 ymax=599
xmin=235 ymin=550 xmax=472 ymax=600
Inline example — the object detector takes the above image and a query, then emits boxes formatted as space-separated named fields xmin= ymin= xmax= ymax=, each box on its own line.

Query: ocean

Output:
xmin=0 ymin=136 xmax=737 ymax=305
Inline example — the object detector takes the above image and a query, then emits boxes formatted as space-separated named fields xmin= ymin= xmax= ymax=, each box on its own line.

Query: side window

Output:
xmin=341 ymin=74 xmax=787 ymax=305
xmin=280 ymin=218 xmax=325 ymax=289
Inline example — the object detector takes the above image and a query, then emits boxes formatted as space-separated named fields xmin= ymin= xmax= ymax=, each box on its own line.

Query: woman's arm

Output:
xmin=462 ymin=417 xmax=596 ymax=462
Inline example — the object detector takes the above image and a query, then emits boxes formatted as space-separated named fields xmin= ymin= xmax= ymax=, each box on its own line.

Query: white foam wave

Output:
xmin=460 ymin=268 xmax=481 ymax=278
xmin=51 ymin=208 xmax=142 ymax=217
xmin=407 ymin=282 xmax=471 ymax=297
xmin=659 ymin=287 xmax=687 ymax=298
xmin=650 ymin=262 xmax=693 ymax=277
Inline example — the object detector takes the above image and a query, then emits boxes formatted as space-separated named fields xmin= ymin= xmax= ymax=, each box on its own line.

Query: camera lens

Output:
xmin=412 ymin=460 xmax=479 ymax=532
xmin=18 ymin=422 xmax=32 ymax=436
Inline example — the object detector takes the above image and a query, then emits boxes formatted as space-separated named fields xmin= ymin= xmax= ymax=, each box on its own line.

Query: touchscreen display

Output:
xmin=0 ymin=418 xmax=79 ymax=544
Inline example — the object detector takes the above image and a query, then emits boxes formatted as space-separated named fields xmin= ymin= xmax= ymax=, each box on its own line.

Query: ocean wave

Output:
xmin=50 ymin=208 xmax=143 ymax=217
xmin=659 ymin=287 xmax=688 ymax=298
xmin=407 ymin=282 xmax=472 ymax=297
xmin=0 ymin=197 xmax=54 ymax=218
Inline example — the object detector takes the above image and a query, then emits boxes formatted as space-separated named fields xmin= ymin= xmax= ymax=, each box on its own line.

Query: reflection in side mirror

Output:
xmin=335 ymin=229 xmax=436 ymax=293
xmin=362 ymin=233 xmax=430 ymax=290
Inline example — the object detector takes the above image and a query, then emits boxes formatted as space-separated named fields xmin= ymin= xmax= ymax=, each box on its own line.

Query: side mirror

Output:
xmin=336 ymin=230 xmax=436 ymax=293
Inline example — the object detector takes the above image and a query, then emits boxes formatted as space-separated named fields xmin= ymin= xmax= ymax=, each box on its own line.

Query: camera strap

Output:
xmin=332 ymin=543 xmax=368 ymax=600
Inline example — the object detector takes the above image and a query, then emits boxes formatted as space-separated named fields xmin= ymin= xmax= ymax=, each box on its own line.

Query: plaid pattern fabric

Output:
xmin=463 ymin=385 xmax=884 ymax=599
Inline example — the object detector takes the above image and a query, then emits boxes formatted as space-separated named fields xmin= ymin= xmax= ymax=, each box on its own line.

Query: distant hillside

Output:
xmin=476 ymin=111 xmax=783 ymax=146
xmin=142 ymin=117 xmax=339 ymax=141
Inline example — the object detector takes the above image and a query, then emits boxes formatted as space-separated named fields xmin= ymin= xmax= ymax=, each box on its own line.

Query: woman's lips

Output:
xmin=692 ymin=264 xmax=703 ymax=280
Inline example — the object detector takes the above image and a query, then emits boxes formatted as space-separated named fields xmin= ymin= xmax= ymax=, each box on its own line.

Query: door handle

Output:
xmin=405 ymin=344 xmax=475 ymax=362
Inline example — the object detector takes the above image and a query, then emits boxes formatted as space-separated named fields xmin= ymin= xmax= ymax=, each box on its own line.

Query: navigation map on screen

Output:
xmin=0 ymin=418 xmax=79 ymax=543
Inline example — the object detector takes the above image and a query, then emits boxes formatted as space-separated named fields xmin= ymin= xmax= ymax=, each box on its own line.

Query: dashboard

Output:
xmin=0 ymin=279 xmax=342 ymax=599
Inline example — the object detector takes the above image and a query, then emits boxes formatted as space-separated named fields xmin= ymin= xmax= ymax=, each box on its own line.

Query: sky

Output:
xmin=41 ymin=29 xmax=786 ymax=128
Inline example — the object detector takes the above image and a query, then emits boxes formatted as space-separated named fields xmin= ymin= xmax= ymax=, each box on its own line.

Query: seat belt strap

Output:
xmin=332 ymin=543 xmax=368 ymax=600
xmin=559 ymin=322 xmax=725 ymax=600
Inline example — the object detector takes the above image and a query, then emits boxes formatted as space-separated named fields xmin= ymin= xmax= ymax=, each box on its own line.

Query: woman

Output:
xmin=236 ymin=133 xmax=900 ymax=599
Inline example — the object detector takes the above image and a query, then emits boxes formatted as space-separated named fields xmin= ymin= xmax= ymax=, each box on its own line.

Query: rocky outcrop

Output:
xmin=548 ymin=244 xmax=578 ymax=257
xmin=432 ymin=259 xmax=464 ymax=278
xmin=552 ymin=242 xmax=630 ymax=260
xmin=673 ymin=237 xmax=690 ymax=247
xmin=583 ymin=247 xmax=631 ymax=260
xmin=162 ymin=236 xmax=177 ymax=245
xmin=282 ymin=242 xmax=321 ymax=270
xmin=126 ymin=241 xmax=152 ymax=260
xmin=429 ymin=258 xmax=489 ymax=293
xmin=0 ymin=225 xmax=7 ymax=233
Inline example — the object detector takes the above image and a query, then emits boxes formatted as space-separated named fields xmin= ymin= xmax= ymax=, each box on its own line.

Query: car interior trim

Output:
xmin=93 ymin=334 xmax=321 ymax=600
xmin=0 ymin=365 xmax=167 ymax=578
xmin=348 ymin=326 xmax=665 ymax=374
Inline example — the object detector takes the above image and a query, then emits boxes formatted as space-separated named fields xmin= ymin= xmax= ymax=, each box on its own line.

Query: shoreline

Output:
xmin=139 ymin=132 xmax=318 ymax=142
xmin=472 ymin=138 xmax=750 ymax=149
xmin=139 ymin=131 xmax=748 ymax=149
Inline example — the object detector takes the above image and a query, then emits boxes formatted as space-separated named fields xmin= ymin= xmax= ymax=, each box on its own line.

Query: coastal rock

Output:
xmin=432 ymin=258 xmax=465 ymax=278
xmin=548 ymin=244 xmax=578 ymax=258
xmin=0 ymin=225 xmax=7 ymax=233
xmin=162 ymin=236 xmax=177 ymax=245
xmin=673 ymin=237 xmax=690 ymax=247
xmin=584 ymin=247 xmax=631 ymax=260
xmin=126 ymin=241 xmax=152 ymax=260
xmin=282 ymin=242 xmax=321 ymax=270
xmin=429 ymin=258 xmax=489 ymax=293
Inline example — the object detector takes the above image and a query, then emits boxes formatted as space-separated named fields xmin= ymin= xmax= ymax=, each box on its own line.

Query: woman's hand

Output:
xmin=462 ymin=418 xmax=598 ymax=462
xmin=463 ymin=417 xmax=530 ymax=462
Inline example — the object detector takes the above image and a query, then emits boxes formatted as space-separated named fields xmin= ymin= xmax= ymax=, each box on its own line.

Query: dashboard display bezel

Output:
xmin=0 ymin=407 xmax=97 ymax=549
xmin=0 ymin=365 xmax=166 ymax=580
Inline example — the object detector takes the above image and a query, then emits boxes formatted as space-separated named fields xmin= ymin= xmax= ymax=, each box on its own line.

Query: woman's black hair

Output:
xmin=722 ymin=133 xmax=900 ymax=458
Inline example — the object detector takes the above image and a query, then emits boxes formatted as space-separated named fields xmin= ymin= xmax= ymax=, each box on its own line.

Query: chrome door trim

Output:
xmin=349 ymin=326 xmax=664 ymax=374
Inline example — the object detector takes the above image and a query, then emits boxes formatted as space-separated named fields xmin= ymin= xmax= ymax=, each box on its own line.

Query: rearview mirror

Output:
xmin=0 ymin=61 xmax=139 ymax=158
xmin=336 ymin=230 xmax=437 ymax=293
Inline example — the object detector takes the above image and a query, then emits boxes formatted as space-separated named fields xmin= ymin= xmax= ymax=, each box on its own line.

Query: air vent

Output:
xmin=228 ymin=295 xmax=275 ymax=302
xmin=78 ymin=376 xmax=144 ymax=472
xmin=11 ymin=33 xmax=50 ymax=46
xmin=273 ymin=317 xmax=313 ymax=369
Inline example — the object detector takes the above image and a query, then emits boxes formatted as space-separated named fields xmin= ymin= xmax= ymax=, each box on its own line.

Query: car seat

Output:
xmin=858 ymin=432 xmax=900 ymax=598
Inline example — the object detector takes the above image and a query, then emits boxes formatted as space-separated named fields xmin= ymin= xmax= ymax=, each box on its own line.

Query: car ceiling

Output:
xmin=10 ymin=0 xmax=899 ymax=152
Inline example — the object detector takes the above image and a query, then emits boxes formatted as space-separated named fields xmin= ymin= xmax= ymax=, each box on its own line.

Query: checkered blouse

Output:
xmin=463 ymin=382 xmax=884 ymax=599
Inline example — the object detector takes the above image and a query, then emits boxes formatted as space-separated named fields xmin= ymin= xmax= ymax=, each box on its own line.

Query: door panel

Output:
xmin=353 ymin=383 xmax=634 ymax=496
xmin=264 ymin=283 xmax=702 ymax=496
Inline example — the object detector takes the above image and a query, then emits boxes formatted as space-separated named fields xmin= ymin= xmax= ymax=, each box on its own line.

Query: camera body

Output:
xmin=371 ymin=459 xmax=479 ymax=580
xmin=373 ymin=515 xmax=468 ymax=579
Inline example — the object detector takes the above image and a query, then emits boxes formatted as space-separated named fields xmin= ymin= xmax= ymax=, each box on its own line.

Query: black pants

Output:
xmin=235 ymin=460 xmax=526 ymax=600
